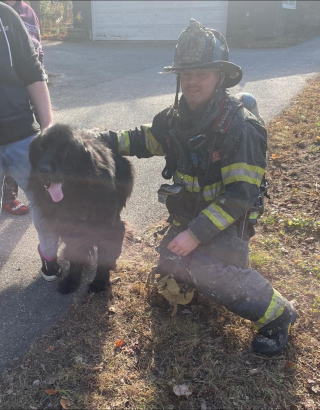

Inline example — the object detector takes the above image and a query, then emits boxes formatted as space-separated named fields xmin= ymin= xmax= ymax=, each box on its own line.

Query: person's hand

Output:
xmin=167 ymin=230 xmax=199 ymax=256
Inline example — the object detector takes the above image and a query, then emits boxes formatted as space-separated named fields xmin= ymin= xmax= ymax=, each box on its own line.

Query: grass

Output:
xmin=0 ymin=76 xmax=320 ymax=410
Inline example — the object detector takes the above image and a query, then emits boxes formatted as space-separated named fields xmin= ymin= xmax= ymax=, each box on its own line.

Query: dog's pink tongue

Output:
xmin=47 ymin=182 xmax=64 ymax=202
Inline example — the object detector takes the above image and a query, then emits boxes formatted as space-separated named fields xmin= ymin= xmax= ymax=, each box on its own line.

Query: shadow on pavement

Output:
xmin=0 ymin=278 xmax=73 ymax=376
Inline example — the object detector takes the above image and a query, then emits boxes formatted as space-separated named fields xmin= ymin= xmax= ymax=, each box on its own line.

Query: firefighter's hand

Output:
xmin=167 ymin=230 xmax=199 ymax=256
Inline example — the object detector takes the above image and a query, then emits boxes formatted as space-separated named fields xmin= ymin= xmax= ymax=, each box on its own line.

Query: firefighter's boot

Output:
xmin=252 ymin=303 xmax=298 ymax=356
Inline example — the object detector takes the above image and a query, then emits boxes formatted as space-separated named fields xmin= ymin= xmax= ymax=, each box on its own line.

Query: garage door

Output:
xmin=91 ymin=1 xmax=228 ymax=40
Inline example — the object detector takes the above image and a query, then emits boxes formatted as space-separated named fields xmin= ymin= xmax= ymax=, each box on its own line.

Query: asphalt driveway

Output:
xmin=1 ymin=36 xmax=320 ymax=376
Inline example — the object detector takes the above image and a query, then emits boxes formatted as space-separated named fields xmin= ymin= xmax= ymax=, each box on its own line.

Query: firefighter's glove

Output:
xmin=146 ymin=268 xmax=195 ymax=317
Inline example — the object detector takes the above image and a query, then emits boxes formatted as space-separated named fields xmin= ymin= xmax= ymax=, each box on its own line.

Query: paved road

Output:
xmin=1 ymin=37 xmax=320 ymax=376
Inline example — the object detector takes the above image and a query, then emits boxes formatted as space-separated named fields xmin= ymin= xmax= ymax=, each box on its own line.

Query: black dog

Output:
xmin=28 ymin=124 xmax=134 ymax=294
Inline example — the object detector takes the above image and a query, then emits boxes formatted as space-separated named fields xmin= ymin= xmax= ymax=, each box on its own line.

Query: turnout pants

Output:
xmin=157 ymin=225 xmax=287 ymax=329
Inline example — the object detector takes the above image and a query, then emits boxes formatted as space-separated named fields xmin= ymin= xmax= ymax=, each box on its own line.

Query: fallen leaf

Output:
xmin=217 ymin=316 xmax=225 ymax=322
xmin=173 ymin=384 xmax=192 ymax=396
xmin=60 ymin=397 xmax=72 ymax=409
xmin=32 ymin=379 xmax=40 ymax=387
xmin=310 ymin=385 xmax=320 ymax=395
xmin=92 ymin=363 xmax=104 ymax=371
xmin=45 ymin=346 xmax=54 ymax=354
xmin=284 ymin=361 xmax=295 ymax=369
xmin=115 ymin=338 xmax=124 ymax=348
xmin=249 ymin=368 xmax=261 ymax=376
xmin=44 ymin=388 xmax=57 ymax=396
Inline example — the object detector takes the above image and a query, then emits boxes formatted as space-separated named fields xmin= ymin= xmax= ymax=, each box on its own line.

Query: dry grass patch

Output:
xmin=1 ymin=77 xmax=320 ymax=410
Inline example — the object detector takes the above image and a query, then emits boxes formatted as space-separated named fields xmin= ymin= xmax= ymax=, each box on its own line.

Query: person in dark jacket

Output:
xmin=100 ymin=20 xmax=298 ymax=356
xmin=2 ymin=0 xmax=45 ymax=216
xmin=0 ymin=1 xmax=61 ymax=281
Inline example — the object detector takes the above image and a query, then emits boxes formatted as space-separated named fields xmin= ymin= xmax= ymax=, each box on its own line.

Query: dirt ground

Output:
xmin=0 ymin=76 xmax=319 ymax=410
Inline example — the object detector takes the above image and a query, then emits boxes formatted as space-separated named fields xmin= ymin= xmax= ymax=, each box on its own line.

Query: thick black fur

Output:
xmin=28 ymin=124 xmax=134 ymax=294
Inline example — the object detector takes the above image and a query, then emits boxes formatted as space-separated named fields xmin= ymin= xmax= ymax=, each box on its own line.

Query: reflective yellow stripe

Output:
xmin=174 ymin=172 xmax=225 ymax=200
xmin=141 ymin=125 xmax=165 ymax=156
xmin=252 ymin=289 xmax=286 ymax=330
xmin=202 ymin=203 xmax=235 ymax=230
xmin=222 ymin=163 xmax=264 ymax=187
xmin=172 ymin=219 xmax=180 ymax=226
xmin=249 ymin=212 xmax=259 ymax=220
xmin=117 ymin=131 xmax=130 ymax=155
xmin=203 ymin=182 xmax=225 ymax=201
xmin=174 ymin=171 xmax=200 ymax=192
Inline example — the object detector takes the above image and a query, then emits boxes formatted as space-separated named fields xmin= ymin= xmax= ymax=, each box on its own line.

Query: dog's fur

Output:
xmin=28 ymin=124 xmax=134 ymax=294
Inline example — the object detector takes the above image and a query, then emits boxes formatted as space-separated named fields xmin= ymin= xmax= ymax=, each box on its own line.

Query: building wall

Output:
xmin=227 ymin=0 xmax=320 ymax=40
xmin=91 ymin=1 xmax=228 ymax=41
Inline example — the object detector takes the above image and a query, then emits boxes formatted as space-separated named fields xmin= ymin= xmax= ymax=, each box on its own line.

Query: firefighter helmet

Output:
xmin=163 ymin=19 xmax=242 ymax=88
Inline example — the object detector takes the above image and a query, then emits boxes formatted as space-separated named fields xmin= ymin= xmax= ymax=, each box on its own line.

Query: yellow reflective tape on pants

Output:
xmin=117 ymin=131 xmax=130 ymax=155
xmin=202 ymin=203 xmax=235 ymax=230
xmin=141 ymin=125 xmax=165 ymax=156
xmin=252 ymin=289 xmax=286 ymax=330
xmin=172 ymin=220 xmax=180 ymax=226
xmin=249 ymin=212 xmax=259 ymax=220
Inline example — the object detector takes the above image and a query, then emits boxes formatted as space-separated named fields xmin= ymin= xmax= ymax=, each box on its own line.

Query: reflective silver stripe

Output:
xmin=174 ymin=171 xmax=200 ymax=192
xmin=222 ymin=168 xmax=263 ymax=183
xmin=203 ymin=182 xmax=225 ymax=201
xmin=0 ymin=18 xmax=13 ymax=66
xmin=202 ymin=203 xmax=234 ymax=229
xmin=117 ymin=131 xmax=130 ymax=155
xmin=174 ymin=172 xmax=225 ymax=200
xmin=253 ymin=290 xmax=285 ymax=330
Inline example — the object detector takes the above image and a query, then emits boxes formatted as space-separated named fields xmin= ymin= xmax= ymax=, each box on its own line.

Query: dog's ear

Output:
xmin=29 ymin=134 xmax=42 ymax=171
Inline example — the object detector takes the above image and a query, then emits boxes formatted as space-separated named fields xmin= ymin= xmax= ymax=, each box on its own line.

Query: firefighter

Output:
xmin=101 ymin=19 xmax=297 ymax=356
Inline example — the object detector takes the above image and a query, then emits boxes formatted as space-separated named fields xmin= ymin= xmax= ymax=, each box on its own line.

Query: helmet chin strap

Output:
xmin=212 ymin=71 xmax=226 ymax=98
xmin=173 ymin=74 xmax=180 ymax=114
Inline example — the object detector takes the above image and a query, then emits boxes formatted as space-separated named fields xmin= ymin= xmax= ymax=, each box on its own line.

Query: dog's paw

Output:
xmin=58 ymin=277 xmax=80 ymax=294
xmin=88 ymin=279 xmax=110 ymax=294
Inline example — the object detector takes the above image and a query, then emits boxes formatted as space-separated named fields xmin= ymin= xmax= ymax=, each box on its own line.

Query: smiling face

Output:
xmin=180 ymin=69 xmax=221 ymax=111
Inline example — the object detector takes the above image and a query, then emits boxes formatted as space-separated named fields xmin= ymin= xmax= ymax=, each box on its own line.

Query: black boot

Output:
xmin=38 ymin=245 xmax=62 ymax=282
xmin=252 ymin=303 xmax=298 ymax=356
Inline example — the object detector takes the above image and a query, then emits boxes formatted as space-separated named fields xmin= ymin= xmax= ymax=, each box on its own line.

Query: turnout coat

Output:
xmin=102 ymin=90 xmax=268 ymax=269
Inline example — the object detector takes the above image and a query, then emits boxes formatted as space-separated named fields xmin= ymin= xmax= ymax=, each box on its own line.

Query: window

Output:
xmin=282 ymin=1 xmax=296 ymax=10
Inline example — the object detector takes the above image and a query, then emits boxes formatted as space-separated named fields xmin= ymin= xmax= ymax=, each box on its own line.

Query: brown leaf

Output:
xmin=115 ymin=338 xmax=124 ymax=348
xmin=217 ymin=316 xmax=225 ymax=322
xmin=284 ymin=361 xmax=295 ymax=369
xmin=60 ymin=397 xmax=72 ymax=409
xmin=44 ymin=388 xmax=57 ymax=396
xmin=45 ymin=346 xmax=54 ymax=354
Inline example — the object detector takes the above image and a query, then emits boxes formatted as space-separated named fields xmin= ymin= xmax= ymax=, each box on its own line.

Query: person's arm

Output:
xmin=6 ymin=2 xmax=46 ymax=85
xmin=27 ymin=81 xmax=52 ymax=130
xmin=100 ymin=108 xmax=169 ymax=158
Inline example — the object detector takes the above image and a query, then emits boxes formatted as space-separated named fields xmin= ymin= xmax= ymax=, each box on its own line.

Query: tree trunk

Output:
xmin=30 ymin=1 xmax=41 ymax=26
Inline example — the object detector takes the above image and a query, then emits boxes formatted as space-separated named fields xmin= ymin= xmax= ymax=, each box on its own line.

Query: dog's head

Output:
xmin=29 ymin=124 xmax=106 ymax=203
